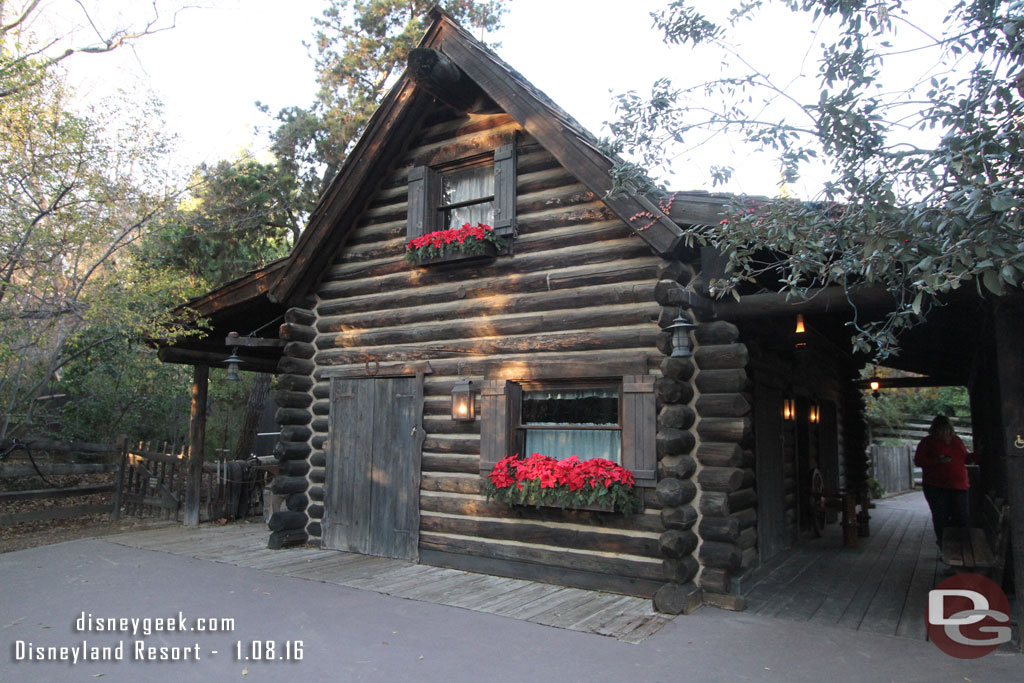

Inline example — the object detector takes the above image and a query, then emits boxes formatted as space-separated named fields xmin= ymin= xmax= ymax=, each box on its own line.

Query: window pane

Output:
xmin=445 ymin=200 xmax=494 ymax=230
xmin=521 ymin=387 xmax=618 ymax=426
xmin=524 ymin=429 xmax=621 ymax=464
xmin=441 ymin=166 xmax=494 ymax=206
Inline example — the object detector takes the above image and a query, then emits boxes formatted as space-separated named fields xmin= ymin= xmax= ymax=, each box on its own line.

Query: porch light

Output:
xmin=869 ymin=377 xmax=881 ymax=399
xmin=224 ymin=349 xmax=243 ymax=382
xmin=809 ymin=402 xmax=820 ymax=424
xmin=795 ymin=314 xmax=806 ymax=334
xmin=783 ymin=398 xmax=796 ymax=421
xmin=451 ymin=378 xmax=475 ymax=421
xmin=667 ymin=313 xmax=696 ymax=358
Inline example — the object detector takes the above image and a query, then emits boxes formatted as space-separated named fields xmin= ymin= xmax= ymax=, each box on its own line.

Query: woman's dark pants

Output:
xmin=922 ymin=484 xmax=970 ymax=546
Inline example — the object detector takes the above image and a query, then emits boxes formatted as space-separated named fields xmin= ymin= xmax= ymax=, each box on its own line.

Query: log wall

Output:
xmin=303 ymin=107 xmax=668 ymax=596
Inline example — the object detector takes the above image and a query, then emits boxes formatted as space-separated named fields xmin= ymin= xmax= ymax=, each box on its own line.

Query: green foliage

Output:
xmin=261 ymin=0 xmax=508 ymax=215
xmin=608 ymin=0 xmax=1024 ymax=358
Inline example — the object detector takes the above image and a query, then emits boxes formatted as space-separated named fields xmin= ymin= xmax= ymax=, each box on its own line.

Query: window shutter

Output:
xmin=479 ymin=380 xmax=520 ymax=475
xmin=407 ymin=165 xmax=440 ymax=239
xmin=492 ymin=142 xmax=517 ymax=238
xmin=621 ymin=375 xmax=656 ymax=487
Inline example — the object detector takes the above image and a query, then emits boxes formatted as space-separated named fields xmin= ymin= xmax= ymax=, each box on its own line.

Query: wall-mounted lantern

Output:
xmin=224 ymin=349 xmax=243 ymax=382
xmin=795 ymin=314 xmax=806 ymax=334
xmin=667 ymin=313 xmax=696 ymax=358
xmin=809 ymin=402 xmax=820 ymax=424
xmin=869 ymin=377 xmax=881 ymax=399
xmin=782 ymin=398 xmax=796 ymax=421
xmin=451 ymin=378 xmax=475 ymax=421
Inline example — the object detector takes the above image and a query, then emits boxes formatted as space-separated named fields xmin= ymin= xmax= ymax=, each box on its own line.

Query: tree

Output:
xmin=262 ymin=0 xmax=508 ymax=220
xmin=0 ymin=1 xmax=191 ymax=437
xmin=607 ymin=0 xmax=1024 ymax=357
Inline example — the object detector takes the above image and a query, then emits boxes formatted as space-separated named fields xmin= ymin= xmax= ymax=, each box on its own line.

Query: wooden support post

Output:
xmin=110 ymin=435 xmax=128 ymax=521
xmin=992 ymin=295 xmax=1024 ymax=652
xmin=184 ymin=364 xmax=209 ymax=528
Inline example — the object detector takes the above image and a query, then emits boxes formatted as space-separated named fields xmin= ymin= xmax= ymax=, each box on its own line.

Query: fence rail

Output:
xmin=870 ymin=444 xmax=919 ymax=496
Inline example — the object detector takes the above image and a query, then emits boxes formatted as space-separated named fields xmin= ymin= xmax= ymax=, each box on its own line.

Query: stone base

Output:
xmin=653 ymin=581 xmax=703 ymax=615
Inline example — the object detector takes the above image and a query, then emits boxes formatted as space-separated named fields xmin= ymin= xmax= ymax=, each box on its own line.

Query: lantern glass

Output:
xmin=451 ymin=379 xmax=475 ymax=421
xmin=782 ymin=398 xmax=795 ymax=421
xmin=795 ymin=314 xmax=806 ymax=334
xmin=668 ymin=314 xmax=694 ymax=358
xmin=809 ymin=403 xmax=820 ymax=423
xmin=224 ymin=350 xmax=242 ymax=382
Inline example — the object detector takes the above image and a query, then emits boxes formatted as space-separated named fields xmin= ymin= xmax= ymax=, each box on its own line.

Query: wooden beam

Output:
xmin=992 ymin=294 xmax=1024 ymax=652
xmin=157 ymin=346 xmax=280 ymax=374
xmin=224 ymin=335 xmax=286 ymax=349
xmin=183 ymin=364 xmax=209 ymax=528
xmin=708 ymin=286 xmax=899 ymax=319
xmin=851 ymin=376 xmax=964 ymax=389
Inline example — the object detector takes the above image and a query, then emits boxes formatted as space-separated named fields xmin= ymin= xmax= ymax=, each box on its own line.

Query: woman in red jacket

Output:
xmin=914 ymin=415 xmax=974 ymax=547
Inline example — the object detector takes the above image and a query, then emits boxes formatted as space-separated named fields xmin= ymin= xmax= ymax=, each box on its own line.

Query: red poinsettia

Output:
xmin=483 ymin=453 xmax=640 ymax=513
xmin=404 ymin=222 xmax=505 ymax=262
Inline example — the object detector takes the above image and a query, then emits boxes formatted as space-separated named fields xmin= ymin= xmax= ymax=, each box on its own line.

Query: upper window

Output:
xmin=407 ymin=141 xmax=517 ymax=243
xmin=518 ymin=381 xmax=622 ymax=464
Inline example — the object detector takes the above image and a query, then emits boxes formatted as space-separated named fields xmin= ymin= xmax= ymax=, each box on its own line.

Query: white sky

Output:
xmin=34 ymin=0 xmax=955 ymax=198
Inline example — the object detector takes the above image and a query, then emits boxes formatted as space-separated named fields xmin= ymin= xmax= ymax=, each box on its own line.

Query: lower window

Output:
xmin=518 ymin=382 xmax=621 ymax=463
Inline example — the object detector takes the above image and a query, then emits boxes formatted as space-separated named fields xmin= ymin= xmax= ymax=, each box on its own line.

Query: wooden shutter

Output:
xmin=492 ymin=142 xmax=517 ymax=238
xmin=407 ymin=165 xmax=440 ymax=239
xmin=621 ymin=375 xmax=656 ymax=487
xmin=479 ymin=379 xmax=520 ymax=475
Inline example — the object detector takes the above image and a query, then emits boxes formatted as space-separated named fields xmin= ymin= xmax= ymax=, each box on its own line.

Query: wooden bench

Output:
xmin=942 ymin=495 xmax=1010 ymax=586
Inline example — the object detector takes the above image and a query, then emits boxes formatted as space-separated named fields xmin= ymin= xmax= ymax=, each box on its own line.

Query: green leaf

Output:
xmin=982 ymin=269 xmax=1003 ymax=295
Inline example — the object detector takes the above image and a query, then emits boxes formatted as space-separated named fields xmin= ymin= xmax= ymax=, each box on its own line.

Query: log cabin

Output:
xmin=159 ymin=7 xmax=1024 ymax=617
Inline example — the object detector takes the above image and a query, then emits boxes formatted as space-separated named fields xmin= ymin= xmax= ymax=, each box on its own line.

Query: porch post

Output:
xmin=992 ymin=294 xmax=1024 ymax=651
xmin=184 ymin=363 xmax=209 ymax=528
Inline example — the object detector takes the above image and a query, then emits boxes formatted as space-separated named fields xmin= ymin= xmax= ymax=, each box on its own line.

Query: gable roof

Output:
xmin=267 ymin=6 xmax=686 ymax=306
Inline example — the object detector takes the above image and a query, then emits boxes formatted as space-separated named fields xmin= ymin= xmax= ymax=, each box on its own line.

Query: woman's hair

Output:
xmin=929 ymin=414 xmax=955 ymax=440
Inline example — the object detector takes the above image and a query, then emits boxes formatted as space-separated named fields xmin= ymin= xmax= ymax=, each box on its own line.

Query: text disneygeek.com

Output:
xmin=10 ymin=611 xmax=304 ymax=664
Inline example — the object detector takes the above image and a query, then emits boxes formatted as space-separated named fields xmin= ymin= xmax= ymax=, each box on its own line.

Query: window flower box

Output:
xmin=405 ymin=223 xmax=505 ymax=267
xmin=483 ymin=453 xmax=641 ymax=514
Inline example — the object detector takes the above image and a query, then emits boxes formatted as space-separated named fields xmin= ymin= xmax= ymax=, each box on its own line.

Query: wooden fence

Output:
xmin=870 ymin=445 xmax=918 ymax=496
xmin=0 ymin=439 xmax=122 ymax=526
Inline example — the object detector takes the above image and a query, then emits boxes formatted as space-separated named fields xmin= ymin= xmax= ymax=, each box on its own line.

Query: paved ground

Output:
xmin=1 ymin=536 xmax=1020 ymax=682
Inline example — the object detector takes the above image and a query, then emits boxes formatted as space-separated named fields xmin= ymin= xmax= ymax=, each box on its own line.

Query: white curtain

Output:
xmin=521 ymin=386 xmax=621 ymax=463
xmin=524 ymin=429 xmax=621 ymax=464
xmin=442 ymin=167 xmax=494 ymax=229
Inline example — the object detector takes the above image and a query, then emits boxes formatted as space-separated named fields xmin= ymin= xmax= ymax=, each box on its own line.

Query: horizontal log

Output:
xmin=700 ymin=541 xmax=742 ymax=571
xmin=419 ymin=492 xmax=664 ymax=533
xmin=279 ymin=425 xmax=312 ymax=443
xmin=694 ymin=343 xmax=748 ymax=370
xmin=284 ymin=308 xmax=316 ymax=326
xmin=656 ymin=260 xmax=695 ymax=285
xmin=698 ymin=417 xmax=752 ymax=443
xmin=655 ymin=377 xmax=694 ymax=405
xmin=699 ymin=516 xmax=740 ymax=543
xmin=417 ymin=532 xmax=664 ymax=582
xmin=661 ymin=504 xmax=698 ymax=531
xmin=653 ymin=581 xmax=703 ymax=615
xmin=308 ymin=486 xmax=324 ymax=502
xmin=422 ymin=453 xmax=478 ymax=474
xmin=279 ymin=322 xmax=316 ymax=343
xmin=0 ymin=483 xmax=114 ymax=502
xmin=698 ymin=466 xmax=745 ymax=493
xmin=733 ymin=507 xmax=757 ymax=529
xmin=284 ymin=341 xmax=316 ymax=359
xmin=277 ymin=373 xmax=314 ymax=392
xmin=311 ymin=417 xmax=328 ymax=433
xmin=655 ymin=478 xmax=697 ymax=507
xmin=418 ymin=514 xmax=659 ymax=558
xmin=658 ymin=404 xmax=695 ymax=430
xmin=655 ymin=331 xmax=673 ymax=356
xmin=658 ymin=454 xmax=696 ymax=481
xmin=268 ymin=510 xmax=307 ymax=532
xmin=309 ymin=468 xmax=325 ymax=484
xmin=309 ymin=451 xmax=326 ymax=468
xmin=274 ymin=441 xmax=311 ymax=462
xmin=659 ymin=356 xmax=695 ymax=381
xmin=311 ymin=434 xmax=327 ymax=450
xmin=729 ymin=488 xmax=758 ymax=511
xmin=696 ymin=442 xmax=744 ymax=468
xmin=656 ymin=428 xmax=695 ymax=457
xmin=267 ymin=528 xmax=308 ymax=550
xmin=286 ymin=493 xmax=309 ymax=511
xmin=700 ymin=491 xmax=729 ymax=517
xmin=698 ymin=568 xmax=731 ymax=594
xmin=306 ymin=521 xmax=322 ymax=537
xmin=422 ymin=436 xmax=478 ymax=455
xmin=696 ymin=393 xmax=751 ymax=418
xmin=695 ymin=369 xmax=749 ymax=393
xmin=659 ymin=529 xmax=699 ymax=559
xmin=420 ymin=473 xmax=482 ymax=495
xmin=275 ymin=407 xmax=312 ymax=426
xmin=270 ymin=476 xmax=307 ymax=495
xmin=278 ymin=356 xmax=315 ymax=376
xmin=280 ymin=460 xmax=309 ymax=477
xmin=663 ymin=555 xmax=700 ymax=585
xmin=275 ymin=390 xmax=313 ymax=409
xmin=739 ymin=526 xmax=758 ymax=549
xmin=312 ymin=400 xmax=330 ymax=416
xmin=307 ymin=504 xmax=324 ymax=520
xmin=694 ymin=320 xmax=740 ymax=345
xmin=654 ymin=279 xmax=690 ymax=307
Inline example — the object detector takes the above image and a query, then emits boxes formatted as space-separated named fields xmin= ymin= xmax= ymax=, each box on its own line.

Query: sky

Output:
xmin=34 ymin=0 xmax=953 ymax=198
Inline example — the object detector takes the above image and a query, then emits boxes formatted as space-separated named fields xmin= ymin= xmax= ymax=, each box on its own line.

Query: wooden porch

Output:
xmin=106 ymin=523 xmax=671 ymax=644
xmin=745 ymin=491 xmax=951 ymax=640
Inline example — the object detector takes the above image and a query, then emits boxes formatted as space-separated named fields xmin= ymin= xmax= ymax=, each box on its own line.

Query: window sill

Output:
xmin=512 ymin=498 xmax=617 ymax=514
xmin=408 ymin=241 xmax=498 ymax=267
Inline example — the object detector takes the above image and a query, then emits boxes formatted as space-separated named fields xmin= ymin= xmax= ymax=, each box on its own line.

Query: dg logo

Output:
xmin=927 ymin=573 xmax=1012 ymax=658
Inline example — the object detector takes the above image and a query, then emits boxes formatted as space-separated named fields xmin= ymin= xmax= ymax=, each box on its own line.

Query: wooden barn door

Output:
xmin=755 ymin=385 xmax=788 ymax=563
xmin=324 ymin=376 xmax=423 ymax=561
